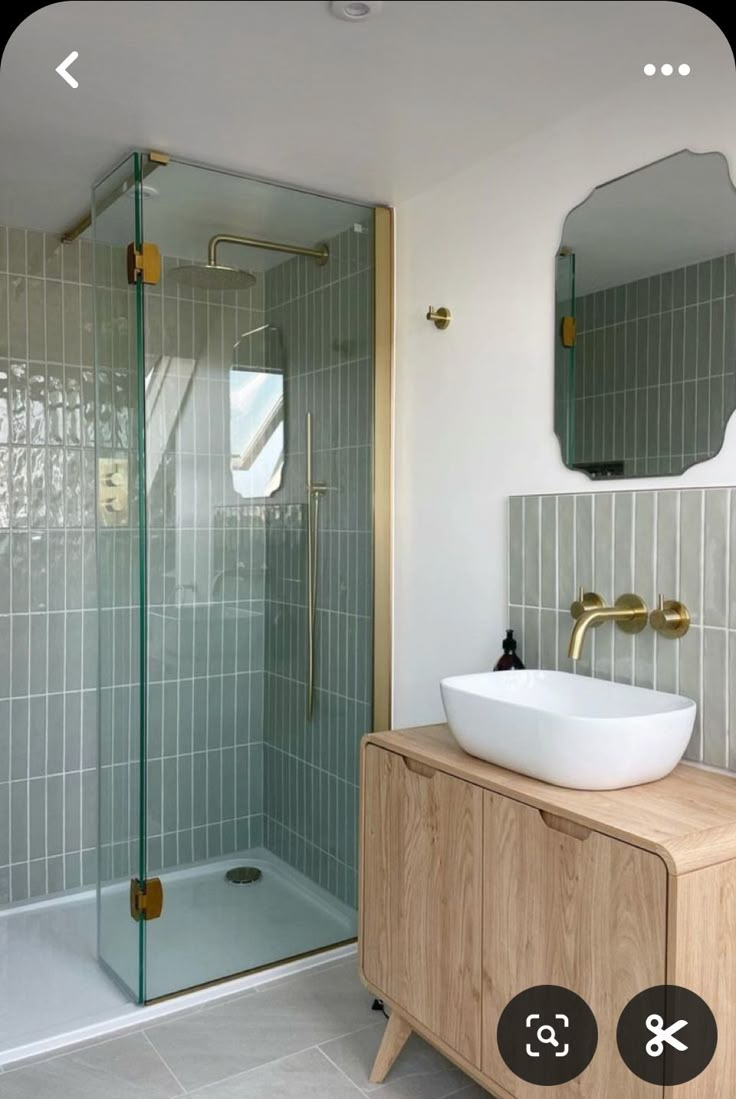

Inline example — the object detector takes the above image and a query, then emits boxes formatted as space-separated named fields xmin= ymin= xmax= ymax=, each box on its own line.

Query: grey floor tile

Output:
xmin=0 ymin=1033 xmax=182 ymax=1099
xmin=189 ymin=1047 xmax=365 ymax=1097
xmin=320 ymin=1021 xmax=473 ymax=1098
xmin=145 ymin=959 xmax=375 ymax=1091
xmin=444 ymin=1086 xmax=495 ymax=1099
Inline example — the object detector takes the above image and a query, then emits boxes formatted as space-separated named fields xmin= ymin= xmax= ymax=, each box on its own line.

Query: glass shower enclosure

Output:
xmin=92 ymin=152 xmax=388 ymax=1002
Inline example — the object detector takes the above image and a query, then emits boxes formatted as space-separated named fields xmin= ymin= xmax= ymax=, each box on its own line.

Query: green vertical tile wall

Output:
xmin=574 ymin=253 xmax=736 ymax=476
xmin=510 ymin=488 xmax=736 ymax=775
xmin=262 ymin=219 xmax=374 ymax=910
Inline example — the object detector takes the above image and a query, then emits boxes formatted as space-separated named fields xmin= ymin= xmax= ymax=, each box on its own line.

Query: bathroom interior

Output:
xmin=0 ymin=2 xmax=735 ymax=1097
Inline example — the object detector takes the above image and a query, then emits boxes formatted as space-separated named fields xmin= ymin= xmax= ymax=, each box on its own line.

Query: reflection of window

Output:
xmin=230 ymin=369 xmax=284 ymax=497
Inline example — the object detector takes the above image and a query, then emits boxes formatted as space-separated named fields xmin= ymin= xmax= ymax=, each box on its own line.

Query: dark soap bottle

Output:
xmin=494 ymin=629 xmax=525 ymax=671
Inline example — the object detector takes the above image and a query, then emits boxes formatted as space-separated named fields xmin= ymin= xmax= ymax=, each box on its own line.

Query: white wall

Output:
xmin=393 ymin=23 xmax=736 ymax=726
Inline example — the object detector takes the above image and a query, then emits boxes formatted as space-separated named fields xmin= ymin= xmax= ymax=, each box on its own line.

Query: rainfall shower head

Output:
xmin=168 ymin=263 xmax=256 ymax=292
xmin=169 ymin=231 xmax=329 ymax=294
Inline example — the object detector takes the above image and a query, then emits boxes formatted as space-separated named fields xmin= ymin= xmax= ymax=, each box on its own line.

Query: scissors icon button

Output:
xmin=617 ymin=985 xmax=717 ymax=1086
xmin=645 ymin=1014 xmax=688 ymax=1057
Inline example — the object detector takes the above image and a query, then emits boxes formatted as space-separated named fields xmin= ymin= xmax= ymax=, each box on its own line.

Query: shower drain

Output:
xmin=225 ymin=866 xmax=263 ymax=885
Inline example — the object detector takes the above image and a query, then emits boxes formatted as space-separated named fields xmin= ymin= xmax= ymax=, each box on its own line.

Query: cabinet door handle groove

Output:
xmin=540 ymin=810 xmax=591 ymax=840
xmin=402 ymin=756 xmax=436 ymax=779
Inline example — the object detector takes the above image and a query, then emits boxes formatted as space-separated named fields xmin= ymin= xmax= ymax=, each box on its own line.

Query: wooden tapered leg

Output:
xmin=369 ymin=1011 xmax=413 ymax=1084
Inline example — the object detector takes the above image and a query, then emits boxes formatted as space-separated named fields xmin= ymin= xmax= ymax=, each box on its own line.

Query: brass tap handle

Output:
xmin=570 ymin=587 xmax=605 ymax=622
xmin=650 ymin=595 xmax=690 ymax=639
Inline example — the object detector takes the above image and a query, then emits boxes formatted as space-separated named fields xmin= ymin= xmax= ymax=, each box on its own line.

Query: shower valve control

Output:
xmin=98 ymin=458 xmax=129 ymax=527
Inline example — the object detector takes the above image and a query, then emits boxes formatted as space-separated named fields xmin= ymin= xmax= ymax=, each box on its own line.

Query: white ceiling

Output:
xmin=562 ymin=150 xmax=736 ymax=294
xmin=0 ymin=1 xmax=730 ymax=238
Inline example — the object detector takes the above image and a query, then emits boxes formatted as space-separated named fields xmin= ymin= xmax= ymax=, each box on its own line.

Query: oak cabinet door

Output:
xmin=361 ymin=745 xmax=483 ymax=1066
xmin=482 ymin=792 xmax=667 ymax=1098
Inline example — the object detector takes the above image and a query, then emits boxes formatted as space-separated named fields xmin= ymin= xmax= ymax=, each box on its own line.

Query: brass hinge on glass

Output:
xmin=560 ymin=315 xmax=576 ymax=348
xmin=127 ymin=241 xmax=161 ymax=285
xmin=130 ymin=877 xmax=164 ymax=921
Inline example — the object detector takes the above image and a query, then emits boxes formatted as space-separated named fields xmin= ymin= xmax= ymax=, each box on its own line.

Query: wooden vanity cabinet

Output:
xmin=360 ymin=725 xmax=736 ymax=1099
xmin=361 ymin=744 xmax=483 ymax=1064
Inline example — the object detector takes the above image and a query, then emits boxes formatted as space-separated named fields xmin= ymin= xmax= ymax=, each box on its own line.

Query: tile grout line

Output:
xmin=314 ymin=1045 xmax=374 ymax=1097
xmin=140 ymin=1028 xmax=189 ymax=1095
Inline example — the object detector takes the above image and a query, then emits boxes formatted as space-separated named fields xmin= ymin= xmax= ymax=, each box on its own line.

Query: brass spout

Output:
xmin=568 ymin=593 xmax=648 ymax=660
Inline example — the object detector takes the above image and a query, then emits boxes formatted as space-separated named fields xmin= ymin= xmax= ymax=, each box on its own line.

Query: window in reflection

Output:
xmin=230 ymin=323 xmax=284 ymax=498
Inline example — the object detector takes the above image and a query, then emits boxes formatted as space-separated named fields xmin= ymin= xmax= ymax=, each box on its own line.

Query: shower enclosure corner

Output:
xmin=92 ymin=151 xmax=390 ymax=1003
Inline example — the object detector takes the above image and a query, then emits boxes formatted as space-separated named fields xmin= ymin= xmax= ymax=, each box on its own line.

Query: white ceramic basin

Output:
xmin=440 ymin=670 xmax=696 ymax=790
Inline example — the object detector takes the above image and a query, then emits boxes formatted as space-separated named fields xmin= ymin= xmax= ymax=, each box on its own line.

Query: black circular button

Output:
xmin=617 ymin=985 xmax=717 ymax=1086
xmin=497 ymin=985 xmax=598 ymax=1086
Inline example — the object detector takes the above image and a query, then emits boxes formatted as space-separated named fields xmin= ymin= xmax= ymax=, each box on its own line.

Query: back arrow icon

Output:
xmin=56 ymin=51 xmax=79 ymax=88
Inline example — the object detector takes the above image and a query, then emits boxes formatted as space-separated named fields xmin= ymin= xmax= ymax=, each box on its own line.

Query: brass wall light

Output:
xmin=427 ymin=306 xmax=451 ymax=330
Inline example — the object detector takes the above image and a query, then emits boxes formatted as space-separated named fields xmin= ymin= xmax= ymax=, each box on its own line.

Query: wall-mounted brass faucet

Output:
xmin=650 ymin=595 xmax=690 ymax=638
xmin=568 ymin=588 xmax=648 ymax=660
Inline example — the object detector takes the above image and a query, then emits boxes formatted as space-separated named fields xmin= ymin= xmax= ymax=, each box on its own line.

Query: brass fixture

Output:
xmin=167 ymin=233 xmax=329 ymax=292
xmin=560 ymin=315 xmax=576 ymax=348
xmin=650 ymin=595 xmax=691 ymax=639
xmin=62 ymin=150 xmax=169 ymax=243
xmin=98 ymin=458 xmax=129 ymax=526
xmin=568 ymin=590 xmax=648 ymax=660
xmin=426 ymin=306 xmax=451 ymax=329
xmin=208 ymin=232 xmax=328 ymax=266
xmin=571 ymin=587 xmax=605 ymax=621
xmin=127 ymin=241 xmax=161 ymax=285
xmin=130 ymin=877 xmax=163 ymax=921
xmin=306 ymin=412 xmax=328 ymax=721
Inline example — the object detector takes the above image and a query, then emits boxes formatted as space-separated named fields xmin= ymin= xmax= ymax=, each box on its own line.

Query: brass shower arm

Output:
xmin=208 ymin=233 xmax=329 ymax=267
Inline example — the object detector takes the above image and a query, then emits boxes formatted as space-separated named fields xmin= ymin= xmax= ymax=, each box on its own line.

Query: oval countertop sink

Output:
xmin=440 ymin=670 xmax=696 ymax=791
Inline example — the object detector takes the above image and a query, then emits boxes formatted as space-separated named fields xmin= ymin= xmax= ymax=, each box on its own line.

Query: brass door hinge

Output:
xmin=127 ymin=241 xmax=161 ymax=285
xmin=130 ymin=877 xmax=164 ymax=921
xmin=560 ymin=315 xmax=576 ymax=348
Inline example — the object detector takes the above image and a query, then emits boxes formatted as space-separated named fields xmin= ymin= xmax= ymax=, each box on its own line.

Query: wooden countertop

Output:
xmin=364 ymin=724 xmax=736 ymax=875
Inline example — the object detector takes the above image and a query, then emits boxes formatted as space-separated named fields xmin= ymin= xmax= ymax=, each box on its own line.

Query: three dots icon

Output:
xmin=644 ymin=63 xmax=690 ymax=76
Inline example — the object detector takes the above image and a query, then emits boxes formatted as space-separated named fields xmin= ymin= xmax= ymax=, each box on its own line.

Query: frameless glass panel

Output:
xmin=94 ymin=152 xmax=147 ymax=1001
xmin=139 ymin=158 xmax=375 ymax=1000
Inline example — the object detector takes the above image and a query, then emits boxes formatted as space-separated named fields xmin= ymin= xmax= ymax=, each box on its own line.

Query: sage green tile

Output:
xmin=523 ymin=496 xmax=540 ymax=606
xmin=679 ymin=490 xmax=704 ymax=624
xmin=702 ymin=628 xmax=728 ymax=768
xmin=679 ymin=626 xmax=702 ymax=760
xmin=704 ymin=489 xmax=728 ymax=626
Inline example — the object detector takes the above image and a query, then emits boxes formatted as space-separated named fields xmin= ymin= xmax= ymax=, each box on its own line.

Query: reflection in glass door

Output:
xmin=94 ymin=152 xmax=388 ymax=1002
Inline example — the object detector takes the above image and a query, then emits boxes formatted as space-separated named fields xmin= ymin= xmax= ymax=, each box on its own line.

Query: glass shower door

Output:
xmin=93 ymin=152 xmax=383 ymax=1003
xmin=94 ymin=153 xmax=147 ymax=1002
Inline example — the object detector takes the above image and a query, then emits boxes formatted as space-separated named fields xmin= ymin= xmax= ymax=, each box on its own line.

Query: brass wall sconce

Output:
xmin=426 ymin=306 xmax=451 ymax=330
xmin=650 ymin=595 xmax=691 ymax=638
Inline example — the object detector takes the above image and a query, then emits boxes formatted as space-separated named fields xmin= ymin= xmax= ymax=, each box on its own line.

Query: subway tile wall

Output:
xmin=139 ymin=259 xmax=267 ymax=877
xmin=1 ymin=215 xmax=376 ymax=910
xmin=509 ymin=488 xmax=736 ymax=772
xmin=0 ymin=225 xmax=100 ymax=906
xmin=262 ymin=219 xmax=374 ymax=909
xmin=0 ymin=222 xmax=270 ymax=906
xmin=573 ymin=253 xmax=736 ymax=476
